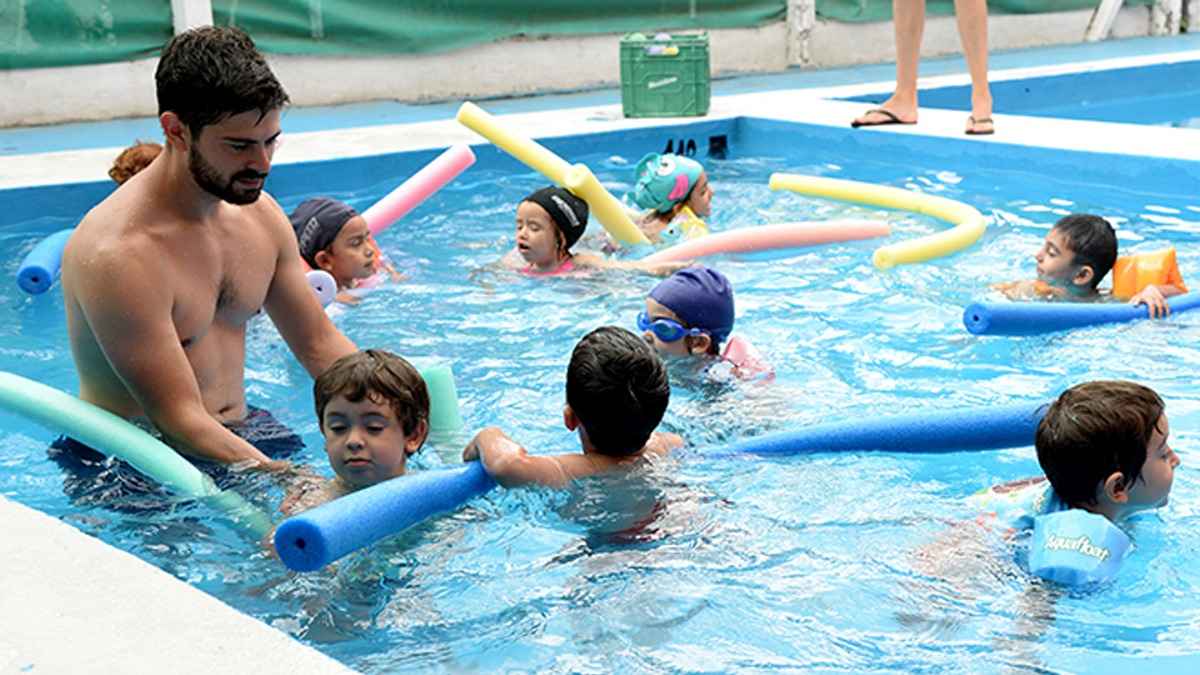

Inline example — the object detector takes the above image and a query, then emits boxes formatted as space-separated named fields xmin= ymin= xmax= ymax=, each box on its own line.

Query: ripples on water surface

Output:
xmin=2 ymin=133 xmax=1200 ymax=673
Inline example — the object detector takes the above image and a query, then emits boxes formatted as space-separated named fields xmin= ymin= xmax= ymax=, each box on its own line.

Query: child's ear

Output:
xmin=405 ymin=419 xmax=429 ymax=456
xmin=1101 ymin=471 xmax=1130 ymax=503
xmin=688 ymin=334 xmax=713 ymax=355
xmin=563 ymin=405 xmax=580 ymax=431
xmin=1073 ymin=264 xmax=1096 ymax=288
xmin=313 ymin=249 xmax=335 ymax=273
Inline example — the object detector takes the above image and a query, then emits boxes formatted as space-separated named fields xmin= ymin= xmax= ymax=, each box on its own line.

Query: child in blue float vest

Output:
xmin=627 ymin=153 xmax=715 ymax=246
xmin=972 ymin=380 xmax=1180 ymax=585
xmin=638 ymin=266 xmax=772 ymax=381
xmin=992 ymin=213 xmax=1187 ymax=318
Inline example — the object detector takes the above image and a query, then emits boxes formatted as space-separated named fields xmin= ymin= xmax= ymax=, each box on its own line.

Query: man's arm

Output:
xmin=260 ymin=196 xmax=357 ymax=377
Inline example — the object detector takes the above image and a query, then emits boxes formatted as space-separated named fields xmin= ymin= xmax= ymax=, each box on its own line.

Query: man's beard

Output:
xmin=189 ymin=144 xmax=267 ymax=205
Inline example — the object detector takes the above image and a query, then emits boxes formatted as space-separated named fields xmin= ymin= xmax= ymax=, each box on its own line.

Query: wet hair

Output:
xmin=314 ymin=350 xmax=430 ymax=448
xmin=155 ymin=25 xmax=289 ymax=136
xmin=108 ymin=140 xmax=162 ymax=184
xmin=1035 ymin=380 xmax=1164 ymax=507
xmin=1051 ymin=214 xmax=1117 ymax=289
xmin=566 ymin=326 xmax=670 ymax=457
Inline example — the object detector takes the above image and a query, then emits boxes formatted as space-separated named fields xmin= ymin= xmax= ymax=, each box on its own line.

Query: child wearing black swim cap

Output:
xmin=510 ymin=185 xmax=688 ymax=277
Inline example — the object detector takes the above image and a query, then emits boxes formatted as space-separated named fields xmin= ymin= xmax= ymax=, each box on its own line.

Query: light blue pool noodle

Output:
xmin=0 ymin=371 xmax=272 ymax=535
xmin=701 ymin=402 xmax=1046 ymax=458
xmin=963 ymin=292 xmax=1200 ymax=336
xmin=274 ymin=461 xmax=497 ymax=572
xmin=17 ymin=228 xmax=73 ymax=294
xmin=420 ymin=364 xmax=463 ymax=432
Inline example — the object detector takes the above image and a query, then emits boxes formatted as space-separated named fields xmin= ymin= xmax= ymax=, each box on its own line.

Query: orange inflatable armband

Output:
xmin=1111 ymin=248 xmax=1187 ymax=299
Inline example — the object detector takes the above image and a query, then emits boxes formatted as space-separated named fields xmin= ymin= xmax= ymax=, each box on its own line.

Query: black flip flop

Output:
xmin=851 ymin=108 xmax=914 ymax=128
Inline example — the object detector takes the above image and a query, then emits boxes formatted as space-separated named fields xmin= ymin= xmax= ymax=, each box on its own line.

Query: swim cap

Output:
xmin=524 ymin=186 xmax=589 ymax=250
xmin=628 ymin=153 xmax=704 ymax=213
xmin=648 ymin=266 xmax=735 ymax=343
xmin=290 ymin=197 xmax=360 ymax=268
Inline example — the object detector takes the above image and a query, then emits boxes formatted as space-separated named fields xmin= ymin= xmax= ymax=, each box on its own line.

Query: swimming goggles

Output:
xmin=636 ymin=311 xmax=707 ymax=342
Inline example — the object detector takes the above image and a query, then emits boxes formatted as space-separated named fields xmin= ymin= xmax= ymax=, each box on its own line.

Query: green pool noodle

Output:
xmin=0 ymin=371 xmax=272 ymax=535
xmin=420 ymin=364 xmax=463 ymax=431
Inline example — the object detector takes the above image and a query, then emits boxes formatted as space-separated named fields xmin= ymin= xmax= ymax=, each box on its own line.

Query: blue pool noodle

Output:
xmin=963 ymin=292 xmax=1200 ymax=335
xmin=274 ymin=461 xmax=498 ymax=572
xmin=702 ymin=402 xmax=1045 ymax=458
xmin=276 ymin=402 xmax=1045 ymax=571
xmin=17 ymin=228 xmax=73 ymax=294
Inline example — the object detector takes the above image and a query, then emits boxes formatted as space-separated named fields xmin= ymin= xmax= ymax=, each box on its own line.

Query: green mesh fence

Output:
xmin=0 ymin=0 xmax=1158 ymax=71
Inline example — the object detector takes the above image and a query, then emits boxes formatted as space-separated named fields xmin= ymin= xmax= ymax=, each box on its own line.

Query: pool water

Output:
xmin=3 ymin=117 xmax=1200 ymax=672
xmin=842 ymin=58 xmax=1200 ymax=129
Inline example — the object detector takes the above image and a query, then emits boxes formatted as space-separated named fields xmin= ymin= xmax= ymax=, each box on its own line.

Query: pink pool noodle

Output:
xmin=362 ymin=143 xmax=476 ymax=236
xmin=640 ymin=220 xmax=892 ymax=263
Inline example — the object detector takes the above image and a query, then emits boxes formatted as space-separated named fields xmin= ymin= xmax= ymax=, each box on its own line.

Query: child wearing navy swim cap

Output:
xmin=639 ymin=266 xmax=772 ymax=381
xmin=641 ymin=266 xmax=735 ymax=357
xmin=289 ymin=197 xmax=402 ymax=304
xmin=627 ymin=152 xmax=715 ymax=246
xmin=510 ymin=185 xmax=688 ymax=277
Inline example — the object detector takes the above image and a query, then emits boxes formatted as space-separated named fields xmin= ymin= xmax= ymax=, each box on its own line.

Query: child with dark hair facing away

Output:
xmin=627 ymin=152 xmax=714 ymax=245
xmin=511 ymin=185 xmax=686 ymax=277
xmin=640 ymin=266 xmax=772 ymax=380
xmin=279 ymin=349 xmax=430 ymax=515
xmin=970 ymin=380 xmax=1180 ymax=584
xmin=289 ymin=197 xmax=402 ymax=305
xmin=994 ymin=213 xmax=1186 ymax=317
xmin=462 ymin=326 xmax=684 ymax=488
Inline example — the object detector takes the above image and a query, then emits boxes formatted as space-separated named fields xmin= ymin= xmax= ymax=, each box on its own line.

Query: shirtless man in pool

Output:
xmin=61 ymin=26 xmax=355 ymax=468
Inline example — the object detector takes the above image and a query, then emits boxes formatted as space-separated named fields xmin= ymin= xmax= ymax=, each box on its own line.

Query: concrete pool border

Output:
xmin=2 ymin=34 xmax=1200 ymax=674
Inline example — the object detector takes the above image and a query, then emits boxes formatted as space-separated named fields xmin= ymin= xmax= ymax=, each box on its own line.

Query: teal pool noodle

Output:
xmin=274 ymin=461 xmax=497 ymax=572
xmin=702 ymin=402 xmax=1046 ymax=458
xmin=963 ymin=292 xmax=1200 ymax=335
xmin=420 ymin=364 xmax=463 ymax=431
xmin=17 ymin=228 xmax=73 ymax=294
xmin=0 ymin=371 xmax=272 ymax=534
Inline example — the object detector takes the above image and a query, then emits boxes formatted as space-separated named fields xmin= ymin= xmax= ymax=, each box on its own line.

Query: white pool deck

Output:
xmin=2 ymin=33 xmax=1200 ymax=674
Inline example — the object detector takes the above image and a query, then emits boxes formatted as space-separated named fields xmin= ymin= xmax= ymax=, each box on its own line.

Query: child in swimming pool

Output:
xmin=289 ymin=197 xmax=403 ymax=305
xmin=992 ymin=213 xmax=1186 ymax=317
xmin=108 ymin=140 xmax=162 ymax=185
xmin=462 ymin=326 xmax=684 ymax=488
xmin=510 ymin=185 xmax=686 ymax=277
xmin=639 ymin=266 xmax=771 ymax=380
xmin=915 ymin=381 xmax=1179 ymax=588
xmin=627 ymin=152 xmax=715 ymax=246
xmin=279 ymin=349 xmax=430 ymax=515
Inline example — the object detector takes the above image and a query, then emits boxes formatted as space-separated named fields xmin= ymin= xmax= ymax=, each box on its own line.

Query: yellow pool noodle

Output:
xmin=562 ymin=164 xmax=649 ymax=246
xmin=457 ymin=101 xmax=649 ymax=246
xmin=769 ymin=173 xmax=986 ymax=270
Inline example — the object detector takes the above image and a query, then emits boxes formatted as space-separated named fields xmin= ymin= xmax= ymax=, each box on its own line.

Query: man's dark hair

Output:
xmin=156 ymin=25 xmax=289 ymax=134
xmin=566 ymin=326 xmax=670 ymax=456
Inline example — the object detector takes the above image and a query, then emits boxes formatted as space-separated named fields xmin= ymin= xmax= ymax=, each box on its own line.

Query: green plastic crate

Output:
xmin=620 ymin=32 xmax=710 ymax=118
